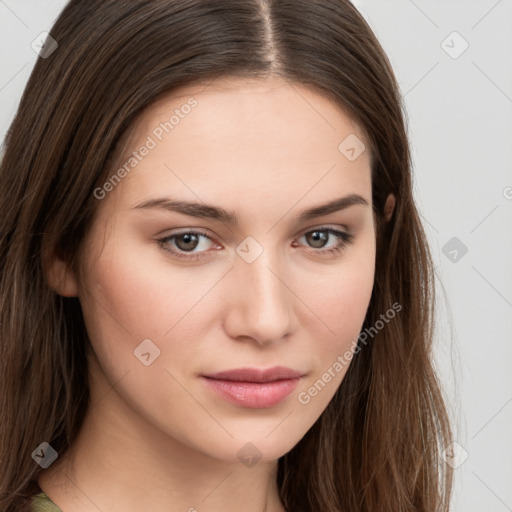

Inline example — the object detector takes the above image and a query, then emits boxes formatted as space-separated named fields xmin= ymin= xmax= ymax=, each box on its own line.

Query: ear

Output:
xmin=383 ymin=193 xmax=396 ymax=222
xmin=42 ymin=239 xmax=79 ymax=297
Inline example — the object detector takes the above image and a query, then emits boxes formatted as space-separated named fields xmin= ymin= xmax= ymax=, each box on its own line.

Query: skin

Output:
xmin=41 ymin=75 xmax=395 ymax=512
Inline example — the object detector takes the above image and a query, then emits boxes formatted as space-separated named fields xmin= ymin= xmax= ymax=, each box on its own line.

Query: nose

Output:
xmin=222 ymin=246 xmax=295 ymax=346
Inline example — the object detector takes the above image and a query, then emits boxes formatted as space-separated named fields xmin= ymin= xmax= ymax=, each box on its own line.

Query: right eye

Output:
xmin=157 ymin=230 xmax=218 ymax=260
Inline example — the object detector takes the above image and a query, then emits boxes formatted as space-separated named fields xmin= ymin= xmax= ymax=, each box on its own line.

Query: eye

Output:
xmin=157 ymin=230 xmax=216 ymax=260
xmin=294 ymin=227 xmax=355 ymax=256
xmin=157 ymin=227 xmax=355 ymax=260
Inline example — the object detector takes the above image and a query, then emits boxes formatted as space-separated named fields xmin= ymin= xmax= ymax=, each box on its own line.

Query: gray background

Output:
xmin=1 ymin=1 xmax=511 ymax=510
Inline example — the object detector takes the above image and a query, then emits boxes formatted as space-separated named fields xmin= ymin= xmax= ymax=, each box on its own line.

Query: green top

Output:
xmin=31 ymin=491 xmax=63 ymax=512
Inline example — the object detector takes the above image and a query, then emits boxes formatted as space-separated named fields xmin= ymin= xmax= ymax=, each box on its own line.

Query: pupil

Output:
xmin=177 ymin=233 xmax=198 ymax=251
xmin=309 ymin=231 xmax=327 ymax=248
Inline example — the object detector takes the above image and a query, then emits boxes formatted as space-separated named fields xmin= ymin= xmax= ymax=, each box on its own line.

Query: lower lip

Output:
xmin=201 ymin=377 xmax=301 ymax=408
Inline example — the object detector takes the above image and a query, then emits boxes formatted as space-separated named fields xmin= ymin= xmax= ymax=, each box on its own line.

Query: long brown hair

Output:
xmin=0 ymin=1 xmax=453 ymax=510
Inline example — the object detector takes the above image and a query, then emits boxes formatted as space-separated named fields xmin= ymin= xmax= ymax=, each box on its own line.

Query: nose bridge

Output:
xmin=226 ymin=236 xmax=294 ymax=343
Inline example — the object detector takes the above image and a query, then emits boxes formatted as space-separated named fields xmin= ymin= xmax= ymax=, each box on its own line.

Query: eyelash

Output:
xmin=157 ymin=228 xmax=355 ymax=260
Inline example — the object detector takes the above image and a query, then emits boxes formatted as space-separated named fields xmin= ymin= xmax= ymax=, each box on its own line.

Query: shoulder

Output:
xmin=30 ymin=491 xmax=63 ymax=512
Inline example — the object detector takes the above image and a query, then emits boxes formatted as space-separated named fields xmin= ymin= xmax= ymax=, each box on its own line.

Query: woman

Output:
xmin=0 ymin=1 xmax=453 ymax=511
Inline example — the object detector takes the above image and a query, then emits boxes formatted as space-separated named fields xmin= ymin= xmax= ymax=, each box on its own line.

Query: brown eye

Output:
xmin=296 ymin=228 xmax=355 ymax=256
xmin=174 ymin=233 xmax=200 ymax=252
xmin=157 ymin=230 xmax=215 ymax=259
xmin=301 ymin=228 xmax=354 ymax=253
xmin=305 ymin=230 xmax=329 ymax=249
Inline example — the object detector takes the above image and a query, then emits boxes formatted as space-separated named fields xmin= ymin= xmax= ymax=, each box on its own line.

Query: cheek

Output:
xmin=80 ymin=239 xmax=208 ymax=338
xmin=292 ymin=250 xmax=375 ymax=413
xmin=299 ymin=244 xmax=376 ymax=348
xmin=77 ymin=236 xmax=229 ymax=387
xmin=77 ymin=241 xmax=213 ymax=408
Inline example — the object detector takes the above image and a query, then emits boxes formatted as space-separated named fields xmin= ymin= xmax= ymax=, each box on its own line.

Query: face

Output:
xmin=61 ymin=76 xmax=379 ymax=465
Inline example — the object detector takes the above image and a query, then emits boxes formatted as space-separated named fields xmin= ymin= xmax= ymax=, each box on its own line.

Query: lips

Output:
xmin=201 ymin=366 xmax=304 ymax=408
xmin=203 ymin=366 xmax=303 ymax=383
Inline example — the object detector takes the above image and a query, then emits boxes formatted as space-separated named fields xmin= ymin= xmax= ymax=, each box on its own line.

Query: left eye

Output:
xmin=157 ymin=227 xmax=354 ymax=259
xmin=161 ymin=231 xmax=214 ymax=255
xmin=297 ymin=228 xmax=354 ymax=251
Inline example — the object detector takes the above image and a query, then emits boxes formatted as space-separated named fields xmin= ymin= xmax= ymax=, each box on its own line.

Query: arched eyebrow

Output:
xmin=132 ymin=193 xmax=369 ymax=225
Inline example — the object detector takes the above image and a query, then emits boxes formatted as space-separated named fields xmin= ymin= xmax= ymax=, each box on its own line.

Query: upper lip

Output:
xmin=202 ymin=366 xmax=304 ymax=383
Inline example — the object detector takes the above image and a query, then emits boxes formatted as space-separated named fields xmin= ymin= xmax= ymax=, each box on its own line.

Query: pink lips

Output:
xmin=201 ymin=366 xmax=303 ymax=409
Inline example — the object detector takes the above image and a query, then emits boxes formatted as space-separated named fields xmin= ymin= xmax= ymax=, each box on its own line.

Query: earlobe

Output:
xmin=43 ymin=245 xmax=79 ymax=297
xmin=384 ymin=193 xmax=396 ymax=222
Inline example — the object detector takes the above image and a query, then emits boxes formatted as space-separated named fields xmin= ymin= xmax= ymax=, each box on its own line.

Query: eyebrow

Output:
xmin=132 ymin=193 xmax=369 ymax=225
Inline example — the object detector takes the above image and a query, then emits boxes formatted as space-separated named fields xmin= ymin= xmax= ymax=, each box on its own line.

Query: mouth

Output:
xmin=201 ymin=366 xmax=305 ymax=409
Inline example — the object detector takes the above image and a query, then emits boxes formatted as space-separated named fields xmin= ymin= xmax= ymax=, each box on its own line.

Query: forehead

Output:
xmin=104 ymin=75 xmax=372 ymax=214
xmin=137 ymin=75 xmax=366 ymax=142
